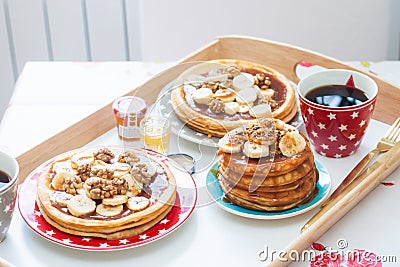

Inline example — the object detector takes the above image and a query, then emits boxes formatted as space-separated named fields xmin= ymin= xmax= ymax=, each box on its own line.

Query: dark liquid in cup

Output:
xmin=305 ymin=85 xmax=368 ymax=107
xmin=0 ymin=170 xmax=11 ymax=189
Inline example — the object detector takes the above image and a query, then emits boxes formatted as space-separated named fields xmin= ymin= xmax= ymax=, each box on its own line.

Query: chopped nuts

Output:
xmin=85 ymin=176 xmax=128 ymax=199
xmin=91 ymin=167 xmax=114 ymax=179
xmin=223 ymin=65 xmax=241 ymax=77
xmin=117 ymin=150 xmax=139 ymax=165
xmin=76 ymin=163 xmax=91 ymax=181
xmin=130 ymin=163 xmax=155 ymax=185
xmin=64 ymin=175 xmax=83 ymax=195
xmin=94 ymin=148 xmax=114 ymax=163
xmin=209 ymin=98 xmax=225 ymax=113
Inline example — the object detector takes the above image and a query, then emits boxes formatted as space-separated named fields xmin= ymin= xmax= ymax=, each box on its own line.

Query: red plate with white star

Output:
xmin=18 ymin=149 xmax=197 ymax=251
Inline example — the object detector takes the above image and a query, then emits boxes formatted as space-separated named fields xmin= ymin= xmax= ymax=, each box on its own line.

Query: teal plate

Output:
xmin=206 ymin=160 xmax=331 ymax=219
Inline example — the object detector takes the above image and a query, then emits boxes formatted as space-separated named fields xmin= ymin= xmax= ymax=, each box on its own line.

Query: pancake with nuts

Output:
xmin=171 ymin=59 xmax=297 ymax=138
xmin=216 ymin=118 xmax=318 ymax=211
xmin=36 ymin=147 xmax=176 ymax=239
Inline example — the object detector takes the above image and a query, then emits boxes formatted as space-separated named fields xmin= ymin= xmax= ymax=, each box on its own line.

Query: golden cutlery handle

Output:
xmin=326 ymin=148 xmax=379 ymax=202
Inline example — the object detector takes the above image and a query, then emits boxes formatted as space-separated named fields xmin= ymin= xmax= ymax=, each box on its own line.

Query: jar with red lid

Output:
xmin=112 ymin=96 xmax=147 ymax=142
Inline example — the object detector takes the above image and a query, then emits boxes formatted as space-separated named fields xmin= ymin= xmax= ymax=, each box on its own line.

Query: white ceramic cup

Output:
xmin=0 ymin=151 xmax=19 ymax=242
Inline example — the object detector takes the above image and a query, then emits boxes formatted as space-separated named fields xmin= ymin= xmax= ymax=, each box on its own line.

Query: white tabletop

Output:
xmin=0 ymin=61 xmax=399 ymax=267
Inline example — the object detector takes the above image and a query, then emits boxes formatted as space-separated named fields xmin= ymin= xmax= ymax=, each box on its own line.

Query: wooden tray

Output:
xmin=16 ymin=35 xmax=400 ymax=182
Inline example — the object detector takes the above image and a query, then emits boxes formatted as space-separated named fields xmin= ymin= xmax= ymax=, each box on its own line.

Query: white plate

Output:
xmin=206 ymin=160 xmax=331 ymax=220
xmin=153 ymin=82 xmax=303 ymax=148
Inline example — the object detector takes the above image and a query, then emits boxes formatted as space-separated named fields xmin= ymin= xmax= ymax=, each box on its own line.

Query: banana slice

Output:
xmin=55 ymin=192 xmax=74 ymax=207
xmin=249 ymin=104 xmax=272 ymax=118
xmin=279 ymin=131 xmax=306 ymax=157
xmin=214 ymin=89 xmax=236 ymax=103
xmin=224 ymin=102 xmax=240 ymax=115
xmin=110 ymin=162 xmax=131 ymax=177
xmin=204 ymin=73 xmax=229 ymax=82
xmin=52 ymin=160 xmax=77 ymax=175
xmin=249 ymin=128 xmax=277 ymax=145
xmin=102 ymin=195 xmax=128 ymax=206
xmin=186 ymin=74 xmax=206 ymax=82
xmin=76 ymin=188 xmax=86 ymax=196
xmin=232 ymin=73 xmax=254 ymax=91
xmin=67 ymin=195 xmax=96 ymax=217
xmin=218 ymin=134 xmax=243 ymax=153
xmin=283 ymin=123 xmax=299 ymax=133
xmin=275 ymin=119 xmax=285 ymax=130
xmin=235 ymin=88 xmax=257 ymax=105
xmin=121 ymin=173 xmax=143 ymax=195
xmin=243 ymin=141 xmax=270 ymax=158
xmin=51 ymin=171 xmax=74 ymax=191
xmin=127 ymin=196 xmax=150 ymax=212
xmin=260 ymin=88 xmax=275 ymax=99
xmin=250 ymin=85 xmax=263 ymax=98
xmin=192 ymin=88 xmax=213 ymax=105
xmin=71 ymin=151 xmax=94 ymax=169
xmin=96 ymin=203 xmax=123 ymax=217
xmin=238 ymin=103 xmax=252 ymax=113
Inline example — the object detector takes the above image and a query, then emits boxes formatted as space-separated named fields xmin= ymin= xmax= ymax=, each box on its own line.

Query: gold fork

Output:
xmin=326 ymin=116 xmax=400 ymax=202
xmin=302 ymin=117 xmax=400 ymax=231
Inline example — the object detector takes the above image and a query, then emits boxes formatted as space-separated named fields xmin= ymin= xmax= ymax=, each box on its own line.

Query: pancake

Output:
xmin=36 ymin=147 xmax=177 ymax=239
xmin=171 ymin=59 xmax=297 ymax=137
xmin=216 ymin=118 xmax=318 ymax=211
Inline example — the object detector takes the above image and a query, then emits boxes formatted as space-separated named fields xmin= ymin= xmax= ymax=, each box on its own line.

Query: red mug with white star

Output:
xmin=298 ymin=69 xmax=378 ymax=158
xmin=0 ymin=150 xmax=19 ymax=242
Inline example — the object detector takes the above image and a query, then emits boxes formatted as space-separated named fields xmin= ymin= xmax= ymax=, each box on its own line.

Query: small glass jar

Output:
xmin=113 ymin=96 xmax=147 ymax=142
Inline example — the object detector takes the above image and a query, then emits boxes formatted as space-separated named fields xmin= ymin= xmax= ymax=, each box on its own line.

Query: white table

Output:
xmin=0 ymin=61 xmax=399 ymax=267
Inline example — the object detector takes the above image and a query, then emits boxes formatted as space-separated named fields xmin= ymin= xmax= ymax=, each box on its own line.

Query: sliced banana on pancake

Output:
xmin=102 ymin=195 xmax=128 ymax=206
xmin=232 ymin=73 xmax=254 ymax=91
xmin=186 ymin=74 xmax=206 ymax=82
xmin=249 ymin=104 xmax=272 ymax=118
xmin=55 ymin=192 xmax=74 ymax=207
xmin=67 ymin=195 xmax=96 ymax=217
xmin=218 ymin=134 xmax=243 ymax=153
xmin=214 ymin=88 xmax=236 ymax=103
xmin=110 ymin=162 xmax=131 ymax=177
xmin=52 ymin=160 xmax=77 ymax=175
xmin=96 ymin=203 xmax=123 ymax=217
xmin=279 ymin=131 xmax=306 ymax=157
xmin=192 ymin=88 xmax=213 ymax=105
xmin=260 ymin=88 xmax=275 ymax=99
xmin=243 ymin=141 xmax=270 ymax=158
xmin=238 ymin=104 xmax=252 ymax=113
xmin=235 ymin=88 xmax=257 ymax=105
xmin=51 ymin=171 xmax=74 ymax=191
xmin=224 ymin=102 xmax=240 ymax=115
xmin=71 ymin=151 xmax=95 ymax=169
xmin=204 ymin=73 xmax=229 ymax=82
xmin=127 ymin=196 xmax=150 ymax=212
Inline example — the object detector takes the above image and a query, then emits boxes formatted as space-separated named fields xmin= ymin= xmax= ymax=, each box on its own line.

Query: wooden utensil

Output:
xmin=267 ymin=141 xmax=400 ymax=267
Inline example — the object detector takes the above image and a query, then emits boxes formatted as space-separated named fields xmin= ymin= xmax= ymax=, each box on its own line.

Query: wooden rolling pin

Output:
xmin=267 ymin=141 xmax=400 ymax=267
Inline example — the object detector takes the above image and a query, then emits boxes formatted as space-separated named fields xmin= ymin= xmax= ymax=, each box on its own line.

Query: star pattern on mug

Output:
xmin=300 ymin=101 xmax=373 ymax=158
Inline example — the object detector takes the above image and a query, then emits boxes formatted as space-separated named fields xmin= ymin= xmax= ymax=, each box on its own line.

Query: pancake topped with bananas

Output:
xmin=170 ymin=59 xmax=297 ymax=138
xmin=36 ymin=147 xmax=176 ymax=240
xmin=217 ymin=118 xmax=318 ymax=212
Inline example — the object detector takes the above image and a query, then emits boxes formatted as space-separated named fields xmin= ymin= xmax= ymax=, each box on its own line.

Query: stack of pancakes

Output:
xmin=36 ymin=147 xmax=176 ymax=240
xmin=217 ymin=119 xmax=318 ymax=211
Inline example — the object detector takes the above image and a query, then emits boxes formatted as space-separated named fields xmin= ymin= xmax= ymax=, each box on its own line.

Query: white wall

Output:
xmin=140 ymin=0 xmax=400 ymax=61
xmin=1 ymin=0 xmax=399 ymax=121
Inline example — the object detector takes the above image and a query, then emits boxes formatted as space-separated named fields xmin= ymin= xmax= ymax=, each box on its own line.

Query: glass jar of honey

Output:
xmin=113 ymin=96 xmax=147 ymax=142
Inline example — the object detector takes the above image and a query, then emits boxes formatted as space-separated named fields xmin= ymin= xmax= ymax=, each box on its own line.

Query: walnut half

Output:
xmin=85 ymin=176 xmax=128 ymax=199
